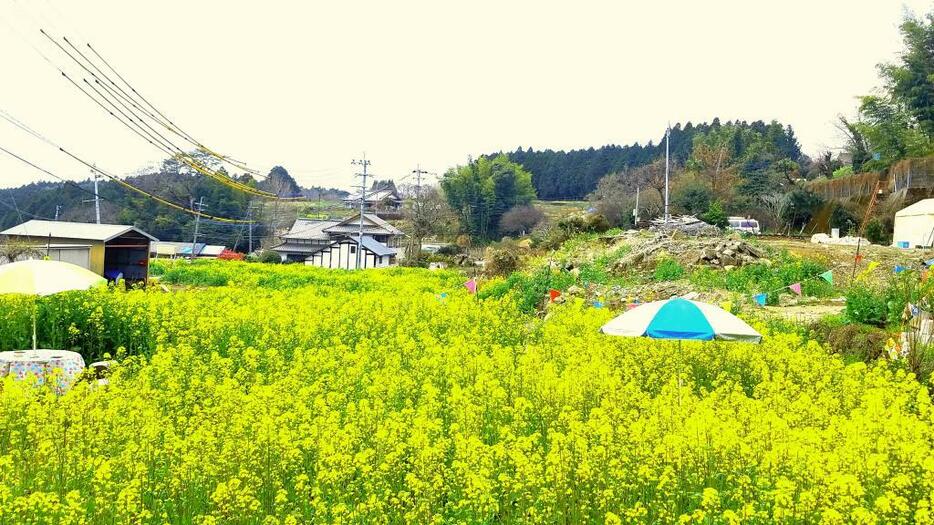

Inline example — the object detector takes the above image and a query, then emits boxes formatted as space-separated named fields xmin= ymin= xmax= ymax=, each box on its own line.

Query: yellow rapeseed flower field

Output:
xmin=0 ymin=261 xmax=933 ymax=524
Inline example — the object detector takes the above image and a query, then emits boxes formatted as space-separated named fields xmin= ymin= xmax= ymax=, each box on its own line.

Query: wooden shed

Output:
xmin=1 ymin=220 xmax=157 ymax=284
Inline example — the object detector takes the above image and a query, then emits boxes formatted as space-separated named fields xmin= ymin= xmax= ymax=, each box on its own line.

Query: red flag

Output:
xmin=855 ymin=254 xmax=863 ymax=264
xmin=464 ymin=279 xmax=477 ymax=294
xmin=788 ymin=282 xmax=802 ymax=295
xmin=548 ymin=289 xmax=561 ymax=302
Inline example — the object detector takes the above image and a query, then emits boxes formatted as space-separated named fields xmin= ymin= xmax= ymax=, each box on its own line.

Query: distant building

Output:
xmin=150 ymin=241 xmax=227 ymax=258
xmin=272 ymin=213 xmax=403 ymax=269
xmin=1 ymin=220 xmax=156 ymax=283
xmin=342 ymin=180 xmax=403 ymax=211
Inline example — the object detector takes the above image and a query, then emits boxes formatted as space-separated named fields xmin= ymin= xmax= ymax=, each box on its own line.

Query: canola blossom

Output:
xmin=0 ymin=261 xmax=933 ymax=524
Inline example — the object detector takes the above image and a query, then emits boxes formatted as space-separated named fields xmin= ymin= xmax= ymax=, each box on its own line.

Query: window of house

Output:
xmin=350 ymin=245 xmax=356 ymax=254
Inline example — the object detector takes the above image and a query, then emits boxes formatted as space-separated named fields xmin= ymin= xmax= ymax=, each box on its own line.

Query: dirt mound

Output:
xmin=611 ymin=233 xmax=770 ymax=273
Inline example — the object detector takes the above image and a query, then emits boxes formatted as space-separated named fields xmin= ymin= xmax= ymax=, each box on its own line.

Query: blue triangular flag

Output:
xmin=895 ymin=265 xmax=906 ymax=274
xmin=593 ymin=301 xmax=603 ymax=309
xmin=753 ymin=293 xmax=767 ymax=306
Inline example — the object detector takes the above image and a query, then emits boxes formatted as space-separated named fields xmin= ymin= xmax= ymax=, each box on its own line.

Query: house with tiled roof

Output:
xmin=342 ymin=180 xmax=403 ymax=211
xmin=272 ymin=213 xmax=403 ymax=269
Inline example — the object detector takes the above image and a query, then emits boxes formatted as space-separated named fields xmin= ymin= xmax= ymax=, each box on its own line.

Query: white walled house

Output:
xmin=272 ymin=213 xmax=403 ymax=269
xmin=305 ymin=235 xmax=397 ymax=269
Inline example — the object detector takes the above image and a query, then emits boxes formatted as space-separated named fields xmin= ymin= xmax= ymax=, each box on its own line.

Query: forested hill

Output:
xmin=500 ymin=119 xmax=802 ymax=200
xmin=0 ymin=161 xmax=347 ymax=250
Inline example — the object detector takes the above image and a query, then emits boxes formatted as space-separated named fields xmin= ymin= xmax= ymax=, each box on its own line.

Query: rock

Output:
xmin=744 ymin=243 xmax=765 ymax=258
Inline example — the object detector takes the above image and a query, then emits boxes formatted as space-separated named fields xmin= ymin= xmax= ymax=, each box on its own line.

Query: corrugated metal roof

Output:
xmin=150 ymin=241 xmax=227 ymax=256
xmin=1 ymin=220 xmax=157 ymax=242
xmin=272 ymin=242 xmax=328 ymax=255
xmin=200 ymin=245 xmax=226 ymax=256
xmin=359 ymin=235 xmax=397 ymax=257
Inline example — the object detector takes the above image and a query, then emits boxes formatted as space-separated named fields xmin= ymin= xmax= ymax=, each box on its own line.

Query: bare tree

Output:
xmin=690 ymin=140 xmax=738 ymax=202
xmin=0 ymin=239 xmax=42 ymax=263
xmin=759 ymin=193 xmax=789 ymax=232
xmin=400 ymin=185 xmax=455 ymax=259
xmin=499 ymin=205 xmax=545 ymax=236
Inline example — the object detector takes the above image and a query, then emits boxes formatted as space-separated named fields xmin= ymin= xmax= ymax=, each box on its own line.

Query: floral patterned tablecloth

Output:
xmin=0 ymin=350 xmax=86 ymax=391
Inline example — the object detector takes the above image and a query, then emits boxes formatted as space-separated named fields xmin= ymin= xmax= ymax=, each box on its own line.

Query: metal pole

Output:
xmin=92 ymin=168 xmax=101 ymax=224
xmin=190 ymin=196 xmax=204 ymax=262
xmin=664 ymin=123 xmax=670 ymax=222
xmin=54 ymin=205 xmax=61 ymax=221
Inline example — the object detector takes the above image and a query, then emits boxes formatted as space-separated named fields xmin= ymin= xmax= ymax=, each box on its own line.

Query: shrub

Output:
xmin=217 ymin=249 xmax=245 ymax=261
xmin=499 ymin=205 xmax=545 ymax=236
xmin=845 ymin=286 xmax=888 ymax=326
xmin=435 ymin=244 xmax=463 ymax=256
xmin=809 ymin=315 xmax=888 ymax=362
xmin=256 ymin=250 xmax=283 ymax=264
xmin=700 ymin=201 xmax=728 ymax=228
xmin=829 ymin=205 xmax=859 ymax=236
xmin=832 ymin=165 xmax=854 ymax=179
xmin=865 ymin=218 xmax=888 ymax=245
xmin=585 ymin=213 xmax=611 ymax=233
xmin=484 ymin=240 xmax=521 ymax=277
xmin=653 ymin=257 xmax=685 ymax=281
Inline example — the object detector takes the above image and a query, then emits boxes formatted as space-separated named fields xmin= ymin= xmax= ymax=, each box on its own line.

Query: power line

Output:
xmin=0 ymin=142 xmax=250 ymax=224
xmin=33 ymin=29 xmax=291 ymax=200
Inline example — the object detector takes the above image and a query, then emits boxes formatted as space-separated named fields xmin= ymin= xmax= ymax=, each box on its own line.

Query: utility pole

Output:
xmin=190 ymin=196 xmax=205 ymax=262
xmin=664 ymin=123 xmax=670 ymax=223
xmin=410 ymin=164 xmax=436 ymax=258
xmin=92 ymin=168 xmax=101 ymax=224
xmin=351 ymin=154 xmax=371 ymax=270
xmin=633 ymin=186 xmax=640 ymax=226
xmin=247 ymin=203 xmax=257 ymax=254
xmin=54 ymin=204 xmax=61 ymax=221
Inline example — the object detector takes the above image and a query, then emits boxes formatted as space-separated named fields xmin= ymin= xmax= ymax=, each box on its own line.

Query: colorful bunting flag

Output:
xmin=820 ymin=270 xmax=833 ymax=284
xmin=854 ymin=254 xmax=863 ymax=264
xmin=548 ymin=289 xmax=561 ymax=302
xmin=626 ymin=303 xmax=638 ymax=310
xmin=788 ymin=282 xmax=802 ymax=295
xmin=464 ymin=279 xmax=477 ymax=294
xmin=719 ymin=301 xmax=733 ymax=313
xmin=867 ymin=261 xmax=879 ymax=272
xmin=894 ymin=265 xmax=906 ymax=274
xmin=753 ymin=293 xmax=767 ymax=306
xmin=593 ymin=301 xmax=604 ymax=309
xmin=909 ymin=303 xmax=920 ymax=318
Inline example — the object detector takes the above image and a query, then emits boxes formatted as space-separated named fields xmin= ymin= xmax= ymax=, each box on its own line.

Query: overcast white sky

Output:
xmin=0 ymin=1 xmax=931 ymax=191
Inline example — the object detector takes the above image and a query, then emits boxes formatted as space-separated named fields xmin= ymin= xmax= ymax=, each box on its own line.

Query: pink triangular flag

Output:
xmin=464 ymin=279 xmax=477 ymax=294
xmin=788 ymin=282 xmax=802 ymax=295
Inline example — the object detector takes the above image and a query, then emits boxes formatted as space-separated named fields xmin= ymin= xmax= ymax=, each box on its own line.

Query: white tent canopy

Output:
xmin=893 ymin=198 xmax=934 ymax=248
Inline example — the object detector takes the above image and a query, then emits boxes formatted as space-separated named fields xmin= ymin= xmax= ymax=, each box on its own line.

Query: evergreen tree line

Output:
xmin=499 ymin=119 xmax=802 ymax=200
